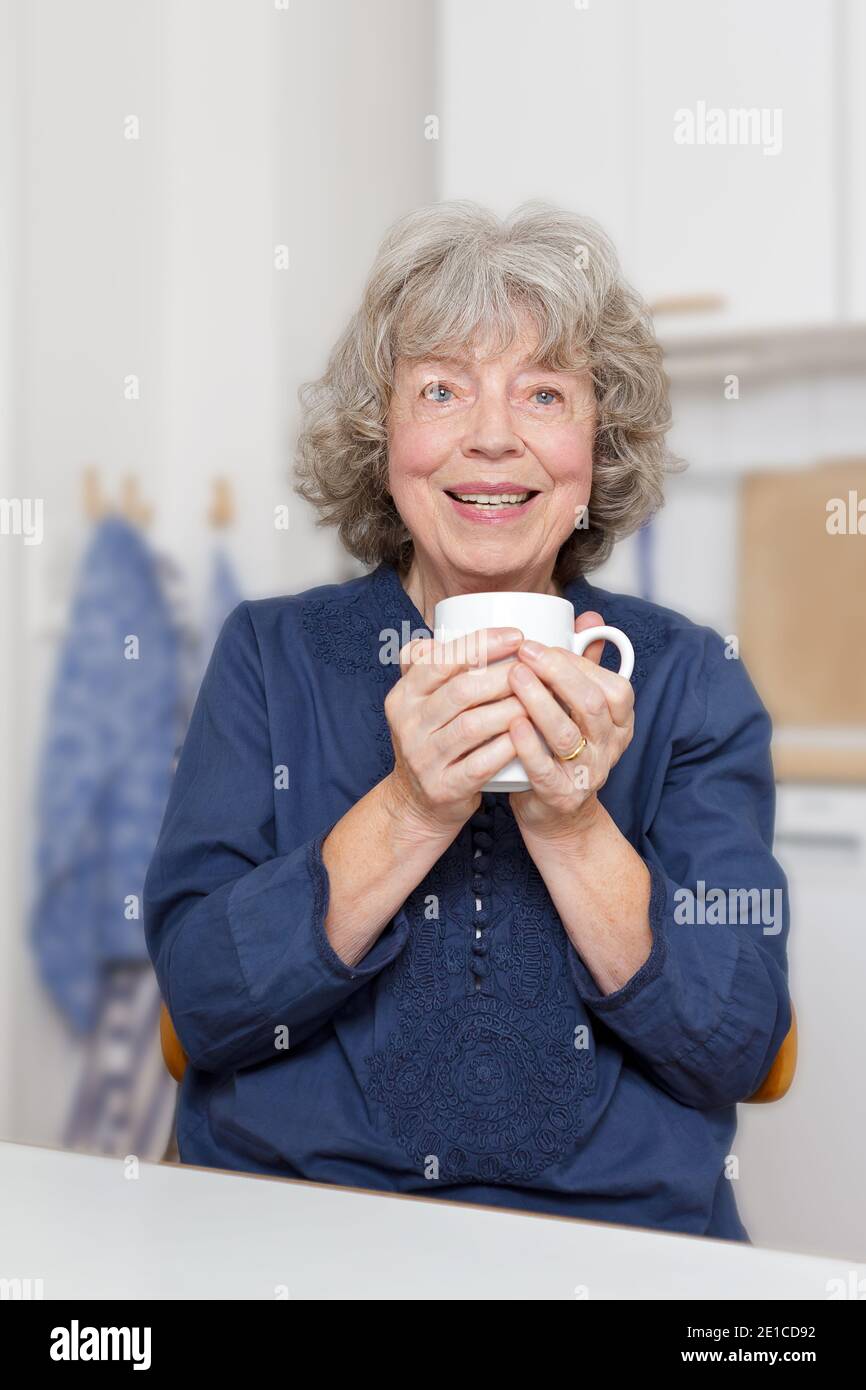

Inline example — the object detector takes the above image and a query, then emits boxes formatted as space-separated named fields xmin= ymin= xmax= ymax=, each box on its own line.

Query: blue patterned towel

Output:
xmin=31 ymin=516 xmax=183 ymax=1032
xmin=195 ymin=541 xmax=242 ymax=694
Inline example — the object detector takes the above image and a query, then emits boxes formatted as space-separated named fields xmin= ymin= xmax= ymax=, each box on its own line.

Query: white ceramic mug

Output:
xmin=432 ymin=590 xmax=635 ymax=793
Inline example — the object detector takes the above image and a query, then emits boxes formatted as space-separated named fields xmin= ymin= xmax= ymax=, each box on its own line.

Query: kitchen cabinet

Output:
xmin=440 ymin=0 xmax=852 ymax=336
xmin=633 ymin=0 xmax=837 ymax=335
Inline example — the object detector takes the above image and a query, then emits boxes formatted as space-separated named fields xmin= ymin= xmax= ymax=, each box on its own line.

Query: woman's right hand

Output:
xmin=384 ymin=627 xmax=527 ymax=833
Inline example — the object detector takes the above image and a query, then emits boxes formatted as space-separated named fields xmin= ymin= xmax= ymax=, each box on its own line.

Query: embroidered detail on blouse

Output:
xmin=364 ymin=812 xmax=597 ymax=1185
xmin=389 ymin=885 xmax=451 ymax=1017
xmin=301 ymin=569 xmax=427 ymax=787
xmin=596 ymin=601 xmax=670 ymax=692
xmin=365 ymin=992 xmax=596 ymax=1184
xmin=368 ymin=696 xmax=398 ymax=784
xmin=300 ymin=590 xmax=393 ymax=682
xmin=300 ymin=586 xmax=399 ymax=788
xmin=505 ymin=902 xmax=553 ymax=1009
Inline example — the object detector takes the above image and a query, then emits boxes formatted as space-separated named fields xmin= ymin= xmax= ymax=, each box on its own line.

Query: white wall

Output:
xmin=0 ymin=0 xmax=22 ymax=1137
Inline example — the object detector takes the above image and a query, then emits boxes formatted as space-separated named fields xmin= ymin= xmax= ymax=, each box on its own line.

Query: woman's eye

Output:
xmin=533 ymin=388 xmax=563 ymax=406
xmin=423 ymin=383 xmax=454 ymax=403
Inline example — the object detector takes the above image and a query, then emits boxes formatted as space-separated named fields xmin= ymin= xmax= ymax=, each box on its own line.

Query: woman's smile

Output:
xmin=441 ymin=481 xmax=543 ymax=524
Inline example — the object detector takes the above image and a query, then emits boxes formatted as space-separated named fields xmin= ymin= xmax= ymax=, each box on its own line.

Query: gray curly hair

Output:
xmin=295 ymin=200 xmax=678 ymax=583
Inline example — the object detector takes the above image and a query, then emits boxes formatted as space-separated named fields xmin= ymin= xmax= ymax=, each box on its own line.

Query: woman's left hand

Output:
xmin=506 ymin=610 xmax=635 ymax=839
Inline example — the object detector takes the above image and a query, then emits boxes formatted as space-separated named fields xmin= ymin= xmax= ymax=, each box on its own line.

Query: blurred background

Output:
xmin=0 ymin=0 xmax=863 ymax=1259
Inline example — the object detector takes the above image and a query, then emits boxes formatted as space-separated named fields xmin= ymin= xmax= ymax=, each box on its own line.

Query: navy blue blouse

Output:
xmin=144 ymin=559 xmax=791 ymax=1242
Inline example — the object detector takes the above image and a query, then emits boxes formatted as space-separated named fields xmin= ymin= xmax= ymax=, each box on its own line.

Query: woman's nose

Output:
xmin=462 ymin=396 xmax=524 ymax=458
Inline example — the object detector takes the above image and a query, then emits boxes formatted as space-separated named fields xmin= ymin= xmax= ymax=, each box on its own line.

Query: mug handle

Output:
xmin=571 ymin=625 xmax=635 ymax=682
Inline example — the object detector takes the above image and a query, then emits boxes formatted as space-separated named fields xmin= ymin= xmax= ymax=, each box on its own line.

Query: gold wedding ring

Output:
xmin=559 ymin=734 xmax=587 ymax=762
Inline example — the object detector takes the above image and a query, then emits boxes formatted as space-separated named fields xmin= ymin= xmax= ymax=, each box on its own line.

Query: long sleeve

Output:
xmin=567 ymin=634 xmax=791 ymax=1110
xmin=143 ymin=602 xmax=410 ymax=1076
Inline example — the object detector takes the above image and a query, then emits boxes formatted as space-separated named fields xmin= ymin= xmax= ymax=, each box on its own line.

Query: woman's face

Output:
xmin=386 ymin=317 xmax=596 ymax=588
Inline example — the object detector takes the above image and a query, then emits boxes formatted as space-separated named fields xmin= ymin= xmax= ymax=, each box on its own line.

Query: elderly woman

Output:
xmin=144 ymin=201 xmax=791 ymax=1242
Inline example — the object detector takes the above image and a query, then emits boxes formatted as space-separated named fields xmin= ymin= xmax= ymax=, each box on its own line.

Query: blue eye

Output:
xmin=534 ymin=389 xmax=563 ymax=405
xmin=424 ymin=383 xmax=454 ymax=403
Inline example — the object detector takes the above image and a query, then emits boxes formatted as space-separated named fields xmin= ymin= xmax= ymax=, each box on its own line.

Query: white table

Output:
xmin=1 ymin=1140 xmax=861 ymax=1300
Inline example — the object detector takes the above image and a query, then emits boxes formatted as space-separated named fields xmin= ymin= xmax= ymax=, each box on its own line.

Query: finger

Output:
xmin=573 ymin=609 xmax=605 ymax=666
xmin=424 ymin=655 xmax=522 ymax=734
xmin=571 ymin=611 xmax=635 ymax=726
xmin=399 ymin=626 xmax=523 ymax=694
xmin=444 ymin=729 xmax=518 ymax=798
xmin=435 ymin=694 xmax=527 ymax=765
xmin=507 ymin=715 xmax=571 ymax=799
xmin=508 ymin=661 xmax=593 ymax=757
xmin=566 ymin=656 xmax=635 ymax=730
xmin=514 ymin=644 xmax=611 ymax=745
